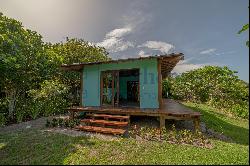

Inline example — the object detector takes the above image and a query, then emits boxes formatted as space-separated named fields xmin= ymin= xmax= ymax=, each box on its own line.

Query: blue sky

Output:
xmin=0 ymin=0 xmax=249 ymax=81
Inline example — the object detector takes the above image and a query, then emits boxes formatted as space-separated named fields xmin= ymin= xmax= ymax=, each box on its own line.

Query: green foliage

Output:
xmin=15 ymin=111 xmax=25 ymax=123
xmin=129 ymin=125 xmax=211 ymax=148
xmin=165 ymin=66 xmax=249 ymax=118
xmin=238 ymin=23 xmax=249 ymax=34
xmin=246 ymin=41 xmax=249 ymax=47
xmin=229 ymin=104 xmax=248 ymax=119
xmin=28 ymin=101 xmax=42 ymax=120
xmin=14 ymin=96 xmax=30 ymax=123
xmin=0 ymin=113 xmax=6 ymax=126
xmin=28 ymin=80 xmax=69 ymax=117
xmin=0 ymin=98 xmax=8 ymax=115
xmin=11 ymin=80 xmax=69 ymax=122
xmin=0 ymin=13 xmax=110 ymax=124
xmin=237 ymin=7 xmax=249 ymax=47
xmin=50 ymin=38 xmax=110 ymax=106
xmin=0 ymin=13 xmax=59 ymax=119
xmin=0 ymin=13 xmax=51 ymax=91
xmin=162 ymin=77 xmax=172 ymax=98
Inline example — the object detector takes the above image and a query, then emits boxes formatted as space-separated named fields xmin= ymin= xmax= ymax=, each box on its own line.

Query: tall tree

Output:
xmin=50 ymin=38 xmax=110 ymax=105
xmin=0 ymin=13 xmax=55 ymax=119
xmin=0 ymin=13 xmax=110 ymax=120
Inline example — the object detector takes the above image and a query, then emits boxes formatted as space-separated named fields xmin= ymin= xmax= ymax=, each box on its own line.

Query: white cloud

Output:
xmin=172 ymin=59 xmax=220 ymax=74
xmin=96 ymin=3 xmax=152 ymax=54
xmin=96 ymin=2 xmax=153 ymax=55
xmin=176 ymin=58 xmax=193 ymax=65
xmin=138 ymin=41 xmax=175 ymax=53
xmin=173 ymin=63 xmax=205 ymax=73
xmin=106 ymin=26 xmax=132 ymax=38
xmin=170 ymin=48 xmax=232 ymax=75
xmin=214 ymin=51 xmax=236 ymax=56
xmin=200 ymin=48 xmax=217 ymax=55
xmin=96 ymin=26 xmax=135 ymax=53
xmin=199 ymin=49 xmax=236 ymax=57
xmin=138 ymin=50 xmax=151 ymax=57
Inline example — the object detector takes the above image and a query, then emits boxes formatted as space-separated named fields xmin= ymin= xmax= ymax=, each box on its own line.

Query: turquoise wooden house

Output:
xmin=61 ymin=53 xmax=201 ymax=135
xmin=62 ymin=53 xmax=183 ymax=109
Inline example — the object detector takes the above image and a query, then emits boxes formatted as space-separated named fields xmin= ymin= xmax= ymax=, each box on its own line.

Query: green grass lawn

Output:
xmin=0 ymin=103 xmax=249 ymax=165
xmin=183 ymin=102 xmax=249 ymax=145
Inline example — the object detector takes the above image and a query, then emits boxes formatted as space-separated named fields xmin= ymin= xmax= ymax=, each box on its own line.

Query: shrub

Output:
xmin=15 ymin=99 xmax=42 ymax=121
xmin=11 ymin=79 xmax=69 ymax=123
xmin=28 ymin=80 xmax=69 ymax=117
xmin=164 ymin=66 xmax=249 ymax=119
xmin=0 ymin=113 xmax=6 ymax=126
xmin=28 ymin=100 xmax=42 ymax=120
xmin=229 ymin=104 xmax=249 ymax=119
xmin=129 ymin=124 xmax=211 ymax=148
xmin=15 ymin=97 xmax=29 ymax=123
xmin=15 ymin=111 xmax=25 ymax=123
xmin=162 ymin=78 xmax=172 ymax=98
xmin=0 ymin=98 xmax=8 ymax=115
xmin=0 ymin=98 xmax=8 ymax=126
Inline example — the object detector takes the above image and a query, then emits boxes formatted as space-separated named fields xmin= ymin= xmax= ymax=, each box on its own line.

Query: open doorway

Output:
xmin=119 ymin=69 xmax=140 ymax=108
xmin=101 ymin=69 xmax=140 ymax=108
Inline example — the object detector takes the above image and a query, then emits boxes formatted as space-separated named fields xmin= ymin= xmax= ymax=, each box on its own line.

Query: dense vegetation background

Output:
xmin=0 ymin=13 xmax=249 ymax=126
xmin=163 ymin=66 xmax=249 ymax=119
xmin=0 ymin=13 xmax=110 ymax=125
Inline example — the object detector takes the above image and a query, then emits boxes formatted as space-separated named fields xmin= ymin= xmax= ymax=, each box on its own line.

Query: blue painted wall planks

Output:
xmin=82 ymin=58 xmax=159 ymax=109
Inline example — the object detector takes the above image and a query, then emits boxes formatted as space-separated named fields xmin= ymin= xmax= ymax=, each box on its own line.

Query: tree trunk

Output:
xmin=8 ymin=89 xmax=17 ymax=120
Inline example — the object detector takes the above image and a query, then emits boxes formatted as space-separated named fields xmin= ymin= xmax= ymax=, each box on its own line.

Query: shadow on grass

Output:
xmin=185 ymin=104 xmax=249 ymax=146
xmin=0 ymin=129 xmax=95 ymax=165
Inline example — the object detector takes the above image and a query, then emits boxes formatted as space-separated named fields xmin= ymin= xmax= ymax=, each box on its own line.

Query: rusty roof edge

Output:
xmin=61 ymin=52 xmax=184 ymax=68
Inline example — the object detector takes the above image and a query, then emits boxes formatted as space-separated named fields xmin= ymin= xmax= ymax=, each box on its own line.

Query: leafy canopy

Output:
xmin=164 ymin=66 xmax=249 ymax=118
xmin=0 ymin=13 xmax=111 ymax=122
xmin=0 ymin=12 xmax=56 ymax=92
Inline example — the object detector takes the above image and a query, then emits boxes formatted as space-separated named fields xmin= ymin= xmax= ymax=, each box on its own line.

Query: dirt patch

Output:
xmin=0 ymin=115 xmax=120 ymax=141
xmin=42 ymin=127 xmax=120 ymax=141
xmin=0 ymin=117 xmax=51 ymax=134
xmin=205 ymin=129 xmax=232 ymax=142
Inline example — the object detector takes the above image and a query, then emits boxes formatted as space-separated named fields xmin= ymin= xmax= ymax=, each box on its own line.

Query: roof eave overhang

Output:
xmin=60 ymin=53 xmax=184 ymax=73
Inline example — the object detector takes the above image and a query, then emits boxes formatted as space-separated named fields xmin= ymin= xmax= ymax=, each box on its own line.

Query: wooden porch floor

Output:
xmin=67 ymin=99 xmax=201 ymax=131
xmin=67 ymin=99 xmax=201 ymax=119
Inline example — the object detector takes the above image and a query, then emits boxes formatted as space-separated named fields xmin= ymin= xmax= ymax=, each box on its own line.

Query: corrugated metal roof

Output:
xmin=61 ymin=53 xmax=184 ymax=73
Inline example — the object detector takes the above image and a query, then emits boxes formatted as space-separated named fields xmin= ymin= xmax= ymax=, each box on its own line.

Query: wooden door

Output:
xmin=101 ymin=70 xmax=119 ymax=107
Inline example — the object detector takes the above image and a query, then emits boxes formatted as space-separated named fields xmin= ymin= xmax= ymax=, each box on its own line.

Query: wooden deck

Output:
xmin=67 ymin=99 xmax=201 ymax=131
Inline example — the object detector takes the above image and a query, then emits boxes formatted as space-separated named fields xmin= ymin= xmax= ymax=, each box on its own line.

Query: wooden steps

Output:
xmin=75 ymin=113 xmax=130 ymax=135
xmin=86 ymin=113 xmax=129 ymax=121
xmin=81 ymin=119 xmax=128 ymax=127
xmin=75 ymin=126 xmax=126 ymax=135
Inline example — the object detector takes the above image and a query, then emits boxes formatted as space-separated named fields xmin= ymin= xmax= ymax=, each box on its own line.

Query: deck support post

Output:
xmin=193 ymin=117 xmax=201 ymax=132
xmin=159 ymin=116 xmax=165 ymax=129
